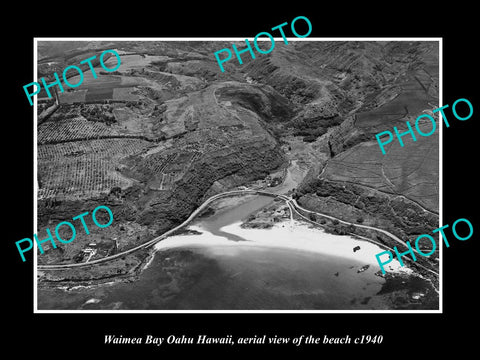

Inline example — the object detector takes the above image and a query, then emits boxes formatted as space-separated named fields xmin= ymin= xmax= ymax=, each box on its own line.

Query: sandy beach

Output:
xmin=38 ymin=219 xmax=432 ymax=310
xmin=153 ymin=220 xmax=411 ymax=275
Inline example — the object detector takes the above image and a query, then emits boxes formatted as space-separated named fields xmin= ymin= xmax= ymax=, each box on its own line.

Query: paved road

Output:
xmin=318 ymin=178 xmax=439 ymax=216
xmin=287 ymin=198 xmax=439 ymax=277
xmin=38 ymin=190 xmax=264 ymax=270
xmin=39 ymin=189 xmax=438 ymax=276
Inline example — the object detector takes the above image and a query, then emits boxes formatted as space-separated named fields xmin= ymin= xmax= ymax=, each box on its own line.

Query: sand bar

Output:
xmin=153 ymin=220 xmax=411 ymax=274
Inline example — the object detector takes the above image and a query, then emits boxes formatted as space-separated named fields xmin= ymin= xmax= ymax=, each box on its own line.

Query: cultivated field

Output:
xmin=323 ymin=42 xmax=439 ymax=213
xmin=57 ymin=70 xmax=140 ymax=104
xmin=103 ymin=53 xmax=170 ymax=71
xmin=38 ymin=117 xmax=121 ymax=144
xmin=112 ymin=87 xmax=139 ymax=101
xmin=355 ymin=72 xmax=437 ymax=131
xmin=38 ymin=138 xmax=152 ymax=201
xmin=354 ymin=43 xmax=439 ymax=134
xmin=50 ymin=53 xmax=202 ymax=104
xmin=58 ymin=90 xmax=87 ymax=103
xmin=322 ymin=128 xmax=439 ymax=212
xmin=128 ymin=150 xmax=201 ymax=191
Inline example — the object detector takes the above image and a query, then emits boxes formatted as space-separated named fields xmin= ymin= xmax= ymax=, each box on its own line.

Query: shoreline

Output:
xmin=37 ymin=218 xmax=439 ymax=310
xmin=151 ymin=219 xmax=412 ymax=275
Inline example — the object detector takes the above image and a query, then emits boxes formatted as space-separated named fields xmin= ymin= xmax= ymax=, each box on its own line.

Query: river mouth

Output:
xmin=37 ymin=245 xmax=383 ymax=310
xmin=36 ymin=167 xmax=438 ymax=311
xmin=199 ymin=194 xmax=274 ymax=242
xmin=36 ymin=225 xmax=435 ymax=311
xmin=37 ymin=217 xmax=434 ymax=311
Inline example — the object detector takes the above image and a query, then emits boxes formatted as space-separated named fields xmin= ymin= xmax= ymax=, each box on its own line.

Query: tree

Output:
xmin=309 ymin=213 xmax=316 ymax=222
xmin=110 ymin=186 xmax=122 ymax=196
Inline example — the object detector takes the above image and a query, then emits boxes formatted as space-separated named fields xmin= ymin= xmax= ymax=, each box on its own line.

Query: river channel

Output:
xmin=38 ymin=161 xmax=421 ymax=310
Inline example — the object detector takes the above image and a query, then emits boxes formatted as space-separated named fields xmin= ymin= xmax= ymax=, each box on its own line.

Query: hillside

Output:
xmin=36 ymin=40 xmax=439 ymax=282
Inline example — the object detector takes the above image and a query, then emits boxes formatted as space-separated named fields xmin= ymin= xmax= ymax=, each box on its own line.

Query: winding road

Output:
xmin=287 ymin=198 xmax=439 ymax=277
xmin=320 ymin=178 xmax=439 ymax=216
xmin=37 ymin=190 xmax=262 ymax=270
xmin=38 ymin=188 xmax=439 ymax=277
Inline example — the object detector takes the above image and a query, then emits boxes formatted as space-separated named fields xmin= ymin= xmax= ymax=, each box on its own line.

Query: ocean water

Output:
xmin=37 ymin=244 xmax=384 ymax=310
xmin=162 ymin=244 xmax=384 ymax=310
xmin=37 ymin=195 xmax=429 ymax=310
xmin=37 ymin=219 xmax=391 ymax=310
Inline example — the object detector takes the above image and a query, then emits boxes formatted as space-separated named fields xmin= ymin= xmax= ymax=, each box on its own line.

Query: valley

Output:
xmin=36 ymin=40 xmax=440 ymax=310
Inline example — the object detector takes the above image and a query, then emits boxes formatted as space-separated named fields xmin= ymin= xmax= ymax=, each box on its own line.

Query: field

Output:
xmin=39 ymin=52 xmax=202 ymax=105
xmin=126 ymin=150 xmax=201 ymax=191
xmin=356 ymin=74 xmax=437 ymax=131
xmin=322 ymin=43 xmax=439 ymax=213
xmin=35 ymin=41 xmax=440 ymax=269
xmin=103 ymin=54 xmax=170 ymax=71
xmin=58 ymin=90 xmax=87 ymax=103
xmin=112 ymin=87 xmax=139 ymax=101
xmin=38 ymin=139 xmax=153 ymax=201
xmin=322 ymin=124 xmax=439 ymax=212
xmin=354 ymin=43 xmax=439 ymax=134
xmin=58 ymin=71 xmax=141 ymax=103
xmin=38 ymin=117 xmax=121 ymax=144
xmin=38 ymin=57 xmax=143 ymax=104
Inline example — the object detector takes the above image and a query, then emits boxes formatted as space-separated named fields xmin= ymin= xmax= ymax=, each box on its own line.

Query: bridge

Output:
xmin=38 ymin=188 xmax=439 ymax=276
xmin=38 ymin=189 xmax=269 ymax=270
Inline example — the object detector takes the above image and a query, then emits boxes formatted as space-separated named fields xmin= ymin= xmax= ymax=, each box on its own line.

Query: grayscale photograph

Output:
xmin=35 ymin=39 xmax=440 ymax=311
